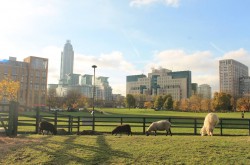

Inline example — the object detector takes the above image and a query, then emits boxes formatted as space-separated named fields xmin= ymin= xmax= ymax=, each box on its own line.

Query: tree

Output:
xmin=126 ymin=94 xmax=136 ymax=109
xmin=0 ymin=77 xmax=20 ymax=102
xmin=212 ymin=92 xmax=232 ymax=111
xmin=154 ymin=95 xmax=164 ymax=110
xmin=134 ymin=94 xmax=147 ymax=108
xmin=144 ymin=101 xmax=153 ymax=109
xmin=173 ymin=100 xmax=180 ymax=111
xmin=65 ymin=89 xmax=81 ymax=108
xmin=46 ymin=88 xmax=57 ymax=110
xmin=179 ymin=98 xmax=189 ymax=111
xmin=163 ymin=96 xmax=173 ymax=110
xmin=77 ymin=96 xmax=89 ymax=109
xmin=189 ymin=94 xmax=202 ymax=112
xmin=237 ymin=97 xmax=250 ymax=112
xmin=201 ymin=99 xmax=212 ymax=112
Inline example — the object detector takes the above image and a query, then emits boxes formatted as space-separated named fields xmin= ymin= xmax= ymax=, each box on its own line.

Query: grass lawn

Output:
xmin=0 ymin=134 xmax=249 ymax=165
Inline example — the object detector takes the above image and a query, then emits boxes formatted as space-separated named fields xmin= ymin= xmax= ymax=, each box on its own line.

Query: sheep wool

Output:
xmin=200 ymin=113 xmax=219 ymax=136
xmin=146 ymin=120 xmax=172 ymax=136
xmin=39 ymin=121 xmax=57 ymax=135
xmin=111 ymin=124 xmax=132 ymax=136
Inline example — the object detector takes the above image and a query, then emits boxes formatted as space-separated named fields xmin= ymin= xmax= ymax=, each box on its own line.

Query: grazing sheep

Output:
xmin=39 ymin=121 xmax=57 ymax=135
xmin=146 ymin=120 xmax=172 ymax=136
xmin=111 ymin=124 xmax=132 ymax=136
xmin=57 ymin=128 xmax=67 ymax=135
xmin=200 ymin=113 xmax=219 ymax=136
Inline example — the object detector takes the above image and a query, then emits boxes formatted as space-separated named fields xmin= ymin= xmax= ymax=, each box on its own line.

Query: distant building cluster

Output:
xmin=48 ymin=40 xmax=113 ymax=101
xmin=1 ymin=40 xmax=249 ymax=108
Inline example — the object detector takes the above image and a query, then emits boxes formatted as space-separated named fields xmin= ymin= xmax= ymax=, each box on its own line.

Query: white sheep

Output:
xmin=146 ymin=120 xmax=172 ymax=136
xmin=200 ymin=113 xmax=219 ymax=136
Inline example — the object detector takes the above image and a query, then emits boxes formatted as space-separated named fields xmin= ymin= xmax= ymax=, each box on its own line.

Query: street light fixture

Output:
xmin=92 ymin=65 xmax=97 ymax=131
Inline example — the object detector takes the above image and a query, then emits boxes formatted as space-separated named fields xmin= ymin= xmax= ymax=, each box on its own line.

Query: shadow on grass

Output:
xmin=24 ymin=135 xmax=132 ymax=164
xmin=89 ymin=135 xmax=132 ymax=164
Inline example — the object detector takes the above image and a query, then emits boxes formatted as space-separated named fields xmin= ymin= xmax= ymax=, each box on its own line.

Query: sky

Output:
xmin=1 ymin=0 xmax=250 ymax=96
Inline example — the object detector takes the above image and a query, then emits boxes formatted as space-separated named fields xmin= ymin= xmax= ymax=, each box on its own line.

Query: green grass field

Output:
xmin=1 ymin=109 xmax=250 ymax=164
xmin=0 ymin=134 xmax=249 ymax=165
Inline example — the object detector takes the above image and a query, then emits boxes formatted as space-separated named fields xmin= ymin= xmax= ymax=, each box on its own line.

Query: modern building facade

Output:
xmin=95 ymin=76 xmax=113 ymax=101
xmin=60 ymin=40 xmax=74 ymax=85
xmin=198 ymin=84 xmax=212 ymax=99
xmin=126 ymin=68 xmax=192 ymax=101
xmin=0 ymin=56 xmax=48 ymax=108
xmin=219 ymin=59 xmax=248 ymax=97
xmin=192 ymin=83 xmax=198 ymax=95
xmin=239 ymin=76 xmax=250 ymax=96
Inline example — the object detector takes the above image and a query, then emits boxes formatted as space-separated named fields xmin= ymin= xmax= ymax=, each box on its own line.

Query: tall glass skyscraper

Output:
xmin=60 ymin=40 xmax=74 ymax=84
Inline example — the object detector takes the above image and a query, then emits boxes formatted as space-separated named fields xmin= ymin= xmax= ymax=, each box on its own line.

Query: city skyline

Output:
xmin=1 ymin=1 xmax=250 ymax=96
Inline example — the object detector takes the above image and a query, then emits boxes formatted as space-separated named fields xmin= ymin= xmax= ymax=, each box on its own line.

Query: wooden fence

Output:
xmin=16 ymin=110 xmax=250 ymax=136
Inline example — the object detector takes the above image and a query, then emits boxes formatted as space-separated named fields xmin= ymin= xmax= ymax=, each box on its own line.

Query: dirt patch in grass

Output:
xmin=0 ymin=134 xmax=41 ymax=156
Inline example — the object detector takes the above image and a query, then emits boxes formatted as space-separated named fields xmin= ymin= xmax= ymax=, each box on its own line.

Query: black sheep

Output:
xmin=111 ymin=124 xmax=132 ymax=136
xmin=39 ymin=121 xmax=57 ymax=135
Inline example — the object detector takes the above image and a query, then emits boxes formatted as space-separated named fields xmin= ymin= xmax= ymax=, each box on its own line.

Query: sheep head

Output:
xmin=200 ymin=127 xmax=207 ymax=136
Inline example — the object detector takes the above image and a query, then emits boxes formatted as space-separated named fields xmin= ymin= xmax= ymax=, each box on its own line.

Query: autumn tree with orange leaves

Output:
xmin=0 ymin=77 xmax=20 ymax=102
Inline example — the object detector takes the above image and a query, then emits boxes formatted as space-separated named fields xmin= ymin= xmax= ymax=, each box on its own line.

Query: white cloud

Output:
xmin=130 ymin=0 xmax=180 ymax=7
xmin=221 ymin=48 xmax=250 ymax=67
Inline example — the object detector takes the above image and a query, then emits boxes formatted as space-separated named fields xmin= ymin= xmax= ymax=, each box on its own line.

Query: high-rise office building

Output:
xmin=0 ymin=56 xmax=48 ymax=108
xmin=198 ymin=84 xmax=211 ymax=99
xmin=219 ymin=59 xmax=248 ymax=97
xmin=126 ymin=68 xmax=191 ymax=101
xmin=60 ymin=40 xmax=74 ymax=84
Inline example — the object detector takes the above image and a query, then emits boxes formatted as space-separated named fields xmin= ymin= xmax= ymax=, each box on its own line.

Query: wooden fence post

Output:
xmin=8 ymin=101 xmax=18 ymax=137
xmin=220 ymin=119 xmax=223 ymax=136
xmin=68 ymin=115 xmax=71 ymax=133
xmin=120 ymin=117 xmax=123 ymax=125
xmin=77 ymin=116 xmax=80 ymax=134
xmin=70 ymin=116 xmax=73 ymax=133
xmin=194 ymin=118 xmax=197 ymax=135
xmin=143 ymin=117 xmax=146 ymax=134
xmin=249 ymin=119 xmax=250 ymax=136
xmin=92 ymin=115 xmax=95 ymax=131
xmin=54 ymin=111 xmax=58 ymax=129
xmin=35 ymin=107 xmax=40 ymax=134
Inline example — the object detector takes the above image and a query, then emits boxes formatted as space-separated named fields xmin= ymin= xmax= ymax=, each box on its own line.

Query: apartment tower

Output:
xmin=0 ymin=56 xmax=48 ymax=108
xmin=219 ymin=59 xmax=248 ymax=97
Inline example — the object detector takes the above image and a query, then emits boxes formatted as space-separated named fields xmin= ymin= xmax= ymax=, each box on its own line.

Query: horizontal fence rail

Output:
xmin=16 ymin=110 xmax=250 ymax=136
xmin=1 ymin=103 xmax=249 ymax=136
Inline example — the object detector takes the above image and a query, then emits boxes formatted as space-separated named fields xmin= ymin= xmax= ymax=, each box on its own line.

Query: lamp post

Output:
xmin=92 ymin=65 xmax=97 ymax=131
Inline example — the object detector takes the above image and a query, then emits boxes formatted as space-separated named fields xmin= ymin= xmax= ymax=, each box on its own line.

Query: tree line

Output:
xmin=126 ymin=92 xmax=250 ymax=112
xmin=0 ymin=77 xmax=249 ymax=112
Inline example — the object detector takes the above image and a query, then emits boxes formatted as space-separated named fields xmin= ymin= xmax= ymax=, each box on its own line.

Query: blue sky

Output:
xmin=1 ymin=0 xmax=250 ymax=96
